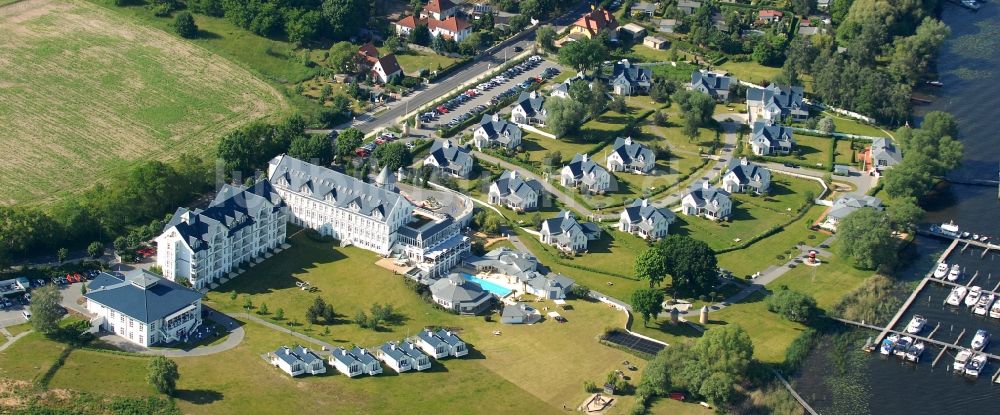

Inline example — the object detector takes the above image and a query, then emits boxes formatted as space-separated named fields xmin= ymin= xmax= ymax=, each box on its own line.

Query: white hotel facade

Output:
xmin=155 ymin=182 xmax=288 ymax=291
xmin=267 ymin=155 xmax=471 ymax=279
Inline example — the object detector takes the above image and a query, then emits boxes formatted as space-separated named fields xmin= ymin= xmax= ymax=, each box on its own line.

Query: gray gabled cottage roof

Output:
xmin=690 ymin=70 xmax=735 ymax=97
xmin=491 ymin=170 xmax=542 ymax=202
xmin=751 ymin=122 xmax=794 ymax=148
xmin=564 ymin=154 xmax=609 ymax=187
xmin=622 ymin=198 xmax=676 ymax=226
xmin=85 ymin=271 xmax=202 ymax=324
xmin=685 ymin=182 xmax=731 ymax=211
xmin=871 ymin=137 xmax=902 ymax=165
xmin=746 ymin=84 xmax=806 ymax=116
xmin=827 ymin=194 xmax=883 ymax=221
xmin=726 ymin=158 xmax=770 ymax=187
xmin=609 ymin=137 xmax=655 ymax=168
xmin=428 ymin=140 xmax=473 ymax=170
xmin=514 ymin=92 xmax=545 ymax=117
xmin=330 ymin=347 xmax=362 ymax=367
xmin=478 ymin=114 xmax=522 ymax=145
xmin=609 ymin=60 xmax=652 ymax=88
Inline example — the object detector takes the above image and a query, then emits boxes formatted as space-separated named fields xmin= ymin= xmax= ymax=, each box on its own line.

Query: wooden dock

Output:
xmin=875 ymin=277 xmax=931 ymax=345
xmin=931 ymin=329 xmax=966 ymax=368
xmin=835 ymin=318 xmax=1000 ymax=361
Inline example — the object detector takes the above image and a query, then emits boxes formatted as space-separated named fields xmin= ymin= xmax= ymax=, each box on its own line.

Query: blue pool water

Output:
xmin=463 ymin=274 xmax=513 ymax=297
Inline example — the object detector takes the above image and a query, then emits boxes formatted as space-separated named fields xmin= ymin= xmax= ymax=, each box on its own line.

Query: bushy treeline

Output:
xmin=781 ymin=0 xmax=949 ymax=125
xmin=0 ymin=155 xmax=214 ymax=267
xmin=123 ymin=0 xmax=372 ymax=46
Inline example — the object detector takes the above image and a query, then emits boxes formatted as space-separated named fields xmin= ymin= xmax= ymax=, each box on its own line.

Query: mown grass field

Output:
xmin=676 ymin=176 xmax=821 ymax=251
xmin=1 ymin=233 xmax=642 ymax=414
xmin=0 ymin=0 xmax=286 ymax=205
xmin=200 ymin=233 xmax=640 ymax=413
xmin=763 ymin=134 xmax=833 ymax=170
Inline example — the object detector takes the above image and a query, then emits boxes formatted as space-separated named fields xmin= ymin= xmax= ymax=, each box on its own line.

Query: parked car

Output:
xmin=22 ymin=310 xmax=31 ymax=320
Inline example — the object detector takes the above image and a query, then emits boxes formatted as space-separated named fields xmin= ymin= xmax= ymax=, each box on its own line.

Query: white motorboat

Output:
xmin=966 ymin=286 xmax=983 ymax=307
xmin=894 ymin=336 xmax=913 ymax=358
xmin=966 ymin=354 xmax=987 ymax=378
xmin=974 ymin=234 xmax=981 ymax=241
xmin=948 ymin=264 xmax=962 ymax=282
xmin=947 ymin=286 xmax=968 ymax=306
xmin=954 ymin=349 xmax=973 ymax=372
xmin=981 ymin=236 xmax=990 ymax=242
xmin=961 ymin=231 xmax=971 ymax=239
xmin=975 ymin=293 xmax=995 ymax=316
xmin=971 ymin=329 xmax=990 ymax=351
xmin=906 ymin=315 xmax=927 ymax=334
xmin=880 ymin=333 xmax=899 ymax=355
xmin=934 ymin=263 xmax=948 ymax=279
xmin=905 ymin=341 xmax=925 ymax=362
xmin=990 ymin=300 xmax=1000 ymax=319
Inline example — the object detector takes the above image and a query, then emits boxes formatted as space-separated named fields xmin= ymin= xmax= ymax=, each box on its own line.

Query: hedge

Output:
xmin=713 ymin=201 xmax=813 ymax=254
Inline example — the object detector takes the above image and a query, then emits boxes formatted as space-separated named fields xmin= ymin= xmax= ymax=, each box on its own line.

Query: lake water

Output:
xmin=793 ymin=2 xmax=1000 ymax=413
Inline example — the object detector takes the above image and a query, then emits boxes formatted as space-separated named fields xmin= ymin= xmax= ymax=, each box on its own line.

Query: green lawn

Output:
xmin=649 ymin=397 xmax=716 ymax=414
xmin=203 ymin=232 xmax=640 ymax=412
xmin=381 ymin=48 xmax=462 ymax=75
xmin=770 ymin=258 xmax=874 ymax=311
xmin=716 ymin=205 xmax=828 ymax=277
xmin=717 ymin=61 xmax=784 ymax=85
xmin=834 ymin=137 xmax=857 ymax=166
xmin=823 ymin=112 xmax=892 ymax=138
xmin=0 ymin=0 xmax=286 ymax=205
xmin=764 ymin=134 xmax=833 ymax=170
xmin=94 ymin=1 xmax=317 ymax=83
xmin=521 ymin=133 xmax=599 ymax=170
xmin=0 ymin=331 xmax=68 ymax=383
xmin=4 ymin=323 xmax=32 ymax=337
xmin=676 ymin=177 xmax=821 ymax=251
xmin=514 ymin=228 xmax=649 ymax=301
xmin=702 ymin=292 xmax=809 ymax=364
xmin=2 ymin=233 xmax=644 ymax=414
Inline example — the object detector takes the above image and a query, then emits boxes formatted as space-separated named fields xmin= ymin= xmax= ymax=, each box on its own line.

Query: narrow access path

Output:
xmin=232 ymin=312 xmax=335 ymax=351
xmin=0 ymin=329 xmax=32 ymax=352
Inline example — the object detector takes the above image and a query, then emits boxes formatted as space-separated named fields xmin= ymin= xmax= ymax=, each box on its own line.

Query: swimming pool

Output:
xmin=463 ymin=274 xmax=513 ymax=297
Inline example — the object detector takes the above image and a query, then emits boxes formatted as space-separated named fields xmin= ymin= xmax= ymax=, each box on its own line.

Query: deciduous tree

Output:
xmin=836 ymin=208 xmax=896 ymax=270
xmin=544 ymin=97 xmax=587 ymax=137
xmin=630 ymin=288 xmax=664 ymax=327
xmin=147 ymin=356 xmax=180 ymax=396
xmin=766 ymin=288 xmax=817 ymax=322
xmin=29 ymin=285 xmax=62 ymax=336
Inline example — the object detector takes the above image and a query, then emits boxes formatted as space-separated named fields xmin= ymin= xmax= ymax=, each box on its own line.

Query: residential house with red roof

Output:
xmin=356 ymin=42 xmax=402 ymax=83
xmin=569 ymin=7 xmax=619 ymax=40
xmin=421 ymin=0 xmax=457 ymax=21
xmin=394 ymin=13 xmax=471 ymax=42
xmin=758 ymin=9 xmax=784 ymax=23
xmin=428 ymin=16 xmax=472 ymax=42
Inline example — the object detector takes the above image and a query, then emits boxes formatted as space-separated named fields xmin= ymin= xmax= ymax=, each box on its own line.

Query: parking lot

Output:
xmin=422 ymin=57 xmax=562 ymax=129
xmin=0 ymin=270 xmax=102 ymax=328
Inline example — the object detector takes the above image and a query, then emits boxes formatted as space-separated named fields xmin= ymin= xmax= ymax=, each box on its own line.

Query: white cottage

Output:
xmin=681 ymin=181 xmax=733 ymax=221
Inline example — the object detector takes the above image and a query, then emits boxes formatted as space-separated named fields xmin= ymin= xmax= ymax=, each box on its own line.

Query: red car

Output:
xmin=355 ymin=148 xmax=369 ymax=157
xmin=437 ymin=105 xmax=449 ymax=113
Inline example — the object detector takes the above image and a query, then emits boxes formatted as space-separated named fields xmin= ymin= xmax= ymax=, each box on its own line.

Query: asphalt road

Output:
xmin=350 ymin=3 xmax=592 ymax=134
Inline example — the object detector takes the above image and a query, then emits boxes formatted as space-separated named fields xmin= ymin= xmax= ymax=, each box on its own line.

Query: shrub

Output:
xmin=766 ymin=288 xmax=817 ymax=322
xmin=173 ymin=11 xmax=198 ymax=38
